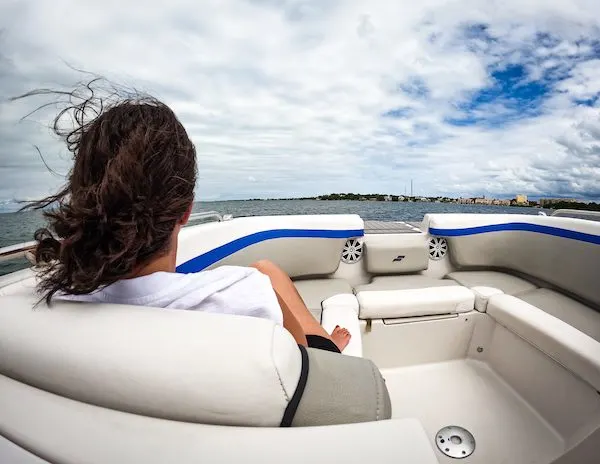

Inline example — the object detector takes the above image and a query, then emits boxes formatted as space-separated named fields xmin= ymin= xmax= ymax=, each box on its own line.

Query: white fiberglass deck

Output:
xmin=382 ymin=359 xmax=564 ymax=464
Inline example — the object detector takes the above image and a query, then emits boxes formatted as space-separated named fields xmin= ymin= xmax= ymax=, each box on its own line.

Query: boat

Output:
xmin=1 ymin=210 xmax=599 ymax=463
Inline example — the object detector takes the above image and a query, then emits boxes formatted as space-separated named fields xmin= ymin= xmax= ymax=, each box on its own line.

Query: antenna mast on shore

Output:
xmin=411 ymin=179 xmax=413 ymax=197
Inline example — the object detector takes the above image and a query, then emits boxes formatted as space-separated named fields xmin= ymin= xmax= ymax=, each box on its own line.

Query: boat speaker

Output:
xmin=428 ymin=236 xmax=448 ymax=260
xmin=341 ymin=238 xmax=363 ymax=264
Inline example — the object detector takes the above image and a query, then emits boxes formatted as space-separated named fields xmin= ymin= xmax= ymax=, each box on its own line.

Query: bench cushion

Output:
xmin=487 ymin=294 xmax=600 ymax=391
xmin=447 ymin=271 xmax=536 ymax=295
xmin=356 ymin=286 xmax=475 ymax=319
xmin=519 ymin=289 xmax=600 ymax=342
xmin=471 ymin=286 xmax=504 ymax=312
xmin=294 ymin=278 xmax=353 ymax=321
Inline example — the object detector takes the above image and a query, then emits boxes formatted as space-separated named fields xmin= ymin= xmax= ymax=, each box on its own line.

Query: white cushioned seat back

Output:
xmin=177 ymin=215 xmax=364 ymax=278
xmin=428 ymin=214 xmax=600 ymax=306
xmin=0 ymin=296 xmax=301 ymax=427
xmin=354 ymin=275 xmax=458 ymax=293
xmin=0 ymin=271 xmax=36 ymax=297
xmin=363 ymin=233 xmax=429 ymax=274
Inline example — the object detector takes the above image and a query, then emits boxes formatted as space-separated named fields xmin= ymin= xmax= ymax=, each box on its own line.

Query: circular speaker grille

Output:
xmin=341 ymin=238 xmax=363 ymax=264
xmin=428 ymin=236 xmax=448 ymax=260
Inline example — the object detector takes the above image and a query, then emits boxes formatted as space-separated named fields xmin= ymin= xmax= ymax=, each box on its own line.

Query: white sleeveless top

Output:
xmin=58 ymin=266 xmax=283 ymax=325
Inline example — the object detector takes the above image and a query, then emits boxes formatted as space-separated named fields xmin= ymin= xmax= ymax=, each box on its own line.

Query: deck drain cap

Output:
xmin=435 ymin=426 xmax=475 ymax=459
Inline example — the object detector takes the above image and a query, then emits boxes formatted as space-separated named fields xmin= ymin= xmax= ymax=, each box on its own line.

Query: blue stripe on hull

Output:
xmin=176 ymin=228 xmax=364 ymax=273
xmin=429 ymin=222 xmax=600 ymax=245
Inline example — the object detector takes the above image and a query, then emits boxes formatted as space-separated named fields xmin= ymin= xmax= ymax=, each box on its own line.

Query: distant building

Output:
xmin=491 ymin=199 xmax=511 ymax=206
xmin=384 ymin=195 xmax=392 ymax=201
xmin=515 ymin=194 xmax=528 ymax=205
xmin=458 ymin=196 xmax=509 ymax=206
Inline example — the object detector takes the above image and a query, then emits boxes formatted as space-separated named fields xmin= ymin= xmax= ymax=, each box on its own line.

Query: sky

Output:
xmin=0 ymin=0 xmax=599 ymax=212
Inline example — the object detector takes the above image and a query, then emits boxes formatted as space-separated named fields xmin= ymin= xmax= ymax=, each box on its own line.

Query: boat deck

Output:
xmin=364 ymin=220 xmax=422 ymax=234
xmin=382 ymin=359 xmax=563 ymax=464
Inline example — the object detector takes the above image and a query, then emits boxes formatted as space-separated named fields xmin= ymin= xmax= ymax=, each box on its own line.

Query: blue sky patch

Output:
xmin=446 ymin=25 xmax=600 ymax=128
xmin=535 ymin=32 xmax=561 ymax=49
xmin=382 ymin=107 xmax=414 ymax=118
xmin=447 ymin=64 xmax=550 ymax=127
xmin=574 ymin=95 xmax=599 ymax=107
xmin=398 ymin=76 xmax=430 ymax=99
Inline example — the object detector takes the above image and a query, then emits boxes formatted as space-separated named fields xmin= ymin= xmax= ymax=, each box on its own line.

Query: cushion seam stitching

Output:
xmin=270 ymin=326 xmax=290 ymax=402
xmin=371 ymin=362 xmax=380 ymax=421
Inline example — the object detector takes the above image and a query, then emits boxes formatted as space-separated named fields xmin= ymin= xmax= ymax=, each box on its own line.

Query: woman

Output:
xmin=21 ymin=81 xmax=351 ymax=353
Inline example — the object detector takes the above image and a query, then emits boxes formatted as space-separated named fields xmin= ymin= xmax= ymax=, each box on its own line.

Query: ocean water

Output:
xmin=0 ymin=199 xmax=543 ymax=276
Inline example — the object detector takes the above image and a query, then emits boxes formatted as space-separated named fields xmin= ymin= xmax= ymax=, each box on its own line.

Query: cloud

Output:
xmin=0 ymin=0 xmax=599 ymax=212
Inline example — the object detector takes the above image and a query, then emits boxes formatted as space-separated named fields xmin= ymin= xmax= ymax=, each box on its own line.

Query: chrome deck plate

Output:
xmin=435 ymin=425 xmax=476 ymax=459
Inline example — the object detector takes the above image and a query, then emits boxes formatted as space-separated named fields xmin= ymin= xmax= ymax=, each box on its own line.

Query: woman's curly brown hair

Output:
xmin=17 ymin=79 xmax=197 ymax=304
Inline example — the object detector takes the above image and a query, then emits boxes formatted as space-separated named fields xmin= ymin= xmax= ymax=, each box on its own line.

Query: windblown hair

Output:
xmin=17 ymin=79 xmax=197 ymax=303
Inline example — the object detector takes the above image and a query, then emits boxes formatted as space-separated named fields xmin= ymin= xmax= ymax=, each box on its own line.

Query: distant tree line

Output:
xmin=319 ymin=193 xmax=389 ymax=201
xmin=543 ymin=201 xmax=600 ymax=211
xmin=243 ymin=195 xmax=599 ymax=211
xmin=315 ymin=193 xmax=456 ymax=202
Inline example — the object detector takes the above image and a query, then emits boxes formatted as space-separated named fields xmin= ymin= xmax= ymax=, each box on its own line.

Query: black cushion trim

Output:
xmin=280 ymin=344 xmax=309 ymax=427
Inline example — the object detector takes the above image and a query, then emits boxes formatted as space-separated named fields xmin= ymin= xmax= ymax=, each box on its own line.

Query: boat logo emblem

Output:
xmin=393 ymin=255 xmax=405 ymax=262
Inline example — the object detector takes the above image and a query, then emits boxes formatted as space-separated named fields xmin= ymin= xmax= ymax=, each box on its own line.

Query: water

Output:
xmin=198 ymin=199 xmax=541 ymax=221
xmin=0 ymin=199 xmax=543 ymax=276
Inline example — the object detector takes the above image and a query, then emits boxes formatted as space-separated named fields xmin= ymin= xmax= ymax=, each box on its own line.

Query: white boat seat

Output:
xmin=293 ymin=278 xmax=353 ymax=322
xmin=519 ymin=289 xmax=600 ymax=342
xmin=356 ymin=286 xmax=475 ymax=319
xmin=0 ymin=295 xmax=391 ymax=428
xmin=0 ymin=380 xmax=435 ymax=464
xmin=447 ymin=270 xmax=537 ymax=295
xmin=354 ymin=274 xmax=459 ymax=292
xmin=0 ymin=270 xmax=36 ymax=297
xmin=487 ymin=294 xmax=600 ymax=392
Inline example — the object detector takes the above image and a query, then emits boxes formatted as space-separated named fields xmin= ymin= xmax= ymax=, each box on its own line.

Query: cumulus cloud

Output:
xmin=0 ymin=0 xmax=599 ymax=212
